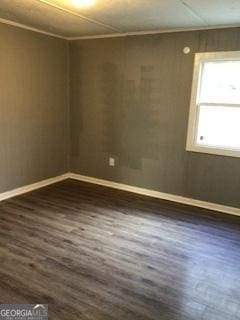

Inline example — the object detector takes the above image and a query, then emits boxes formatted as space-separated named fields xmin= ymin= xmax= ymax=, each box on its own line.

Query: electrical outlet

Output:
xmin=109 ymin=157 xmax=115 ymax=167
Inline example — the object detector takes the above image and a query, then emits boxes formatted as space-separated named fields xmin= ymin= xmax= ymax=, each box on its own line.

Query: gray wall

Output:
xmin=0 ymin=23 xmax=69 ymax=193
xmin=70 ymin=28 xmax=240 ymax=208
xmin=1 ymin=22 xmax=239 ymax=209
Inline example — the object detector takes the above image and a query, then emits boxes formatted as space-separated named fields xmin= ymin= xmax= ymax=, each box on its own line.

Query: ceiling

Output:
xmin=0 ymin=0 xmax=239 ymax=39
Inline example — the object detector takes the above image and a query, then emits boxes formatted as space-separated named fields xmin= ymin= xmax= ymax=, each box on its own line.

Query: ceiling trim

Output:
xmin=38 ymin=0 xmax=121 ymax=32
xmin=0 ymin=17 xmax=67 ymax=39
xmin=68 ymin=24 xmax=240 ymax=40
xmin=0 ymin=16 xmax=240 ymax=42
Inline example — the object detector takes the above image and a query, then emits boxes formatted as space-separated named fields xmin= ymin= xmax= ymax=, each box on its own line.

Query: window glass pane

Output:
xmin=196 ymin=105 xmax=240 ymax=150
xmin=199 ymin=61 xmax=240 ymax=104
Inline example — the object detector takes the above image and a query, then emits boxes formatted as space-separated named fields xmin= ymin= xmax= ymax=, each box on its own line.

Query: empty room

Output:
xmin=0 ymin=0 xmax=240 ymax=319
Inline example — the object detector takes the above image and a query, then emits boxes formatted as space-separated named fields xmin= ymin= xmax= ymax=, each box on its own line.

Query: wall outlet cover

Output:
xmin=109 ymin=157 xmax=115 ymax=167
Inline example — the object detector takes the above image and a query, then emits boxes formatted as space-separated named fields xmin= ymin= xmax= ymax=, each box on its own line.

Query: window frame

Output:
xmin=186 ymin=51 xmax=240 ymax=158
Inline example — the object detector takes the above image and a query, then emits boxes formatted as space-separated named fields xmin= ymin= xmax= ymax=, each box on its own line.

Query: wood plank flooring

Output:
xmin=0 ymin=179 xmax=240 ymax=320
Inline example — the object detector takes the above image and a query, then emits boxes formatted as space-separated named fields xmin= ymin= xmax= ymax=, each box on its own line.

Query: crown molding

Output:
xmin=0 ymin=17 xmax=67 ymax=39
xmin=67 ymin=24 xmax=240 ymax=40
xmin=0 ymin=17 xmax=240 ymax=41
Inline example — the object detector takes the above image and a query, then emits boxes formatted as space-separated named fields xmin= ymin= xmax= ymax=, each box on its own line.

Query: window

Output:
xmin=186 ymin=51 xmax=240 ymax=158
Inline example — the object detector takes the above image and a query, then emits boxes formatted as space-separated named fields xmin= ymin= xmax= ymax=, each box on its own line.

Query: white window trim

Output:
xmin=186 ymin=51 xmax=240 ymax=158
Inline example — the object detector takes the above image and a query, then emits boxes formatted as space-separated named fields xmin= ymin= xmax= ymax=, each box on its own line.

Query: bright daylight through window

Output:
xmin=186 ymin=51 xmax=240 ymax=158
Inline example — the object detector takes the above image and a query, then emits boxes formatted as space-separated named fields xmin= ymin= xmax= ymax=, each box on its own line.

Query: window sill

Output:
xmin=186 ymin=144 xmax=240 ymax=158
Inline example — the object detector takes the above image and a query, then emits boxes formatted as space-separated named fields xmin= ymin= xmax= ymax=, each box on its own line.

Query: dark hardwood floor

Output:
xmin=0 ymin=179 xmax=240 ymax=320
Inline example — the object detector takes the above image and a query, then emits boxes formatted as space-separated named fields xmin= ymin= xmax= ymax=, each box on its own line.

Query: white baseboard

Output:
xmin=1 ymin=172 xmax=239 ymax=217
xmin=68 ymin=173 xmax=240 ymax=217
xmin=0 ymin=173 xmax=69 ymax=202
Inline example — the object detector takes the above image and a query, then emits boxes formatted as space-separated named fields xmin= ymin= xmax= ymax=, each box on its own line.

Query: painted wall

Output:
xmin=69 ymin=27 xmax=240 ymax=208
xmin=0 ymin=23 xmax=69 ymax=193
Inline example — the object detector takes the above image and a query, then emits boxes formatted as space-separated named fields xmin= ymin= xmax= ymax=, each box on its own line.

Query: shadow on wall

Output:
xmin=101 ymin=63 xmax=161 ymax=170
